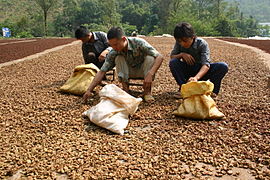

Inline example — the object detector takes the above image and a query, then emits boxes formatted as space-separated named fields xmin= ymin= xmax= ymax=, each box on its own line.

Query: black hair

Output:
xmin=107 ymin=27 xmax=125 ymax=40
xmin=75 ymin=26 xmax=90 ymax=39
xmin=174 ymin=22 xmax=196 ymax=39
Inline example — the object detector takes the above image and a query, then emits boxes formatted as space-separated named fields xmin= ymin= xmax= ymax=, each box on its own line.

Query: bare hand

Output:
xmin=98 ymin=50 xmax=108 ymax=62
xmin=83 ymin=90 xmax=93 ymax=103
xmin=188 ymin=77 xmax=198 ymax=82
xmin=144 ymin=72 xmax=153 ymax=90
xmin=180 ymin=53 xmax=195 ymax=65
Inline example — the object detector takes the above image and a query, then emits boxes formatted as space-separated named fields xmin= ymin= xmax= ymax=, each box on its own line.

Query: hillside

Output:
xmin=0 ymin=0 xmax=34 ymax=22
xmin=0 ymin=0 xmax=263 ymax=37
xmin=0 ymin=0 xmax=61 ymax=22
xmin=226 ymin=0 xmax=270 ymax=22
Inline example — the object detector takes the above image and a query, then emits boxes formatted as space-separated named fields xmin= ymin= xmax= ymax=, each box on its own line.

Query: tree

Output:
xmin=1 ymin=0 xmax=260 ymax=37
xmin=34 ymin=0 xmax=55 ymax=36
xmin=53 ymin=0 xmax=80 ymax=37
xmin=217 ymin=0 xmax=221 ymax=17
xmin=121 ymin=3 xmax=148 ymax=32
xmin=75 ymin=0 xmax=102 ymax=26
xmin=99 ymin=0 xmax=121 ymax=28
xmin=215 ymin=17 xmax=234 ymax=36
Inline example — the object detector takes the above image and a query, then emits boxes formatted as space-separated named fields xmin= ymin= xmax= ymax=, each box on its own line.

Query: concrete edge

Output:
xmin=214 ymin=39 xmax=270 ymax=71
xmin=0 ymin=39 xmax=37 ymax=46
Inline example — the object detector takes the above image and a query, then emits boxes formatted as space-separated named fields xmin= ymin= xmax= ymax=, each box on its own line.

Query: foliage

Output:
xmin=0 ymin=0 xmax=265 ymax=37
xmin=34 ymin=0 xmax=55 ymax=36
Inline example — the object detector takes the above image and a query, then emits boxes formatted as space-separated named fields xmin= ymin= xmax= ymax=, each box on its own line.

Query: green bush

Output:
xmin=214 ymin=17 xmax=234 ymax=37
xmin=122 ymin=23 xmax=137 ymax=36
xmin=16 ymin=31 xmax=34 ymax=38
xmin=82 ymin=23 xmax=109 ymax=33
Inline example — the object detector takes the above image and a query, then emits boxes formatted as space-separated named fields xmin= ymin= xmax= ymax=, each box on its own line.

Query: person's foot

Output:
xmin=144 ymin=94 xmax=155 ymax=102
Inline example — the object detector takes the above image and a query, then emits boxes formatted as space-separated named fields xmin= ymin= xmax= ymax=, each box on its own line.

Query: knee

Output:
xmin=115 ymin=55 xmax=125 ymax=64
xmin=219 ymin=62 xmax=229 ymax=74
xmin=144 ymin=56 xmax=155 ymax=69
xmin=169 ymin=58 xmax=186 ymax=72
xmin=169 ymin=58 xmax=179 ymax=69
xmin=145 ymin=56 xmax=155 ymax=63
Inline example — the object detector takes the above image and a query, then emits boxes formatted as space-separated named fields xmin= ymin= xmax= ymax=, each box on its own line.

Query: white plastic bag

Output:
xmin=83 ymin=84 xmax=142 ymax=135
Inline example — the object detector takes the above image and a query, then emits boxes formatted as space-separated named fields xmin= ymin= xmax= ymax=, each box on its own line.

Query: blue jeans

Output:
xmin=169 ymin=59 xmax=228 ymax=94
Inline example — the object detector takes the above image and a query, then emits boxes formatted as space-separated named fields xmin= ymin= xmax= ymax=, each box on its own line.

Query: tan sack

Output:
xmin=173 ymin=81 xmax=225 ymax=119
xmin=60 ymin=63 xmax=99 ymax=95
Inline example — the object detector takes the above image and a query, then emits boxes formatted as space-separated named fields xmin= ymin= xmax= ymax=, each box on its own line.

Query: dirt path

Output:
xmin=0 ymin=37 xmax=269 ymax=179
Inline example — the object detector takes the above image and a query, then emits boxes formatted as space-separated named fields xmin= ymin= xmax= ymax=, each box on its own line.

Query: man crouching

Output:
xmin=83 ymin=27 xmax=164 ymax=102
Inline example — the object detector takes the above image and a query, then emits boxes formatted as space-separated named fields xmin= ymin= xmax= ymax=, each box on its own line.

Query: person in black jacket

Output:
xmin=75 ymin=26 xmax=112 ymax=68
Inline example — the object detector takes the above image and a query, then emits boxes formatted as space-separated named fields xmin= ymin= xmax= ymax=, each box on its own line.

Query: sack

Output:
xmin=83 ymin=84 xmax=142 ymax=135
xmin=60 ymin=63 xmax=99 ymax=95
xmin=173 ymin=81 xmax=225 ymax=119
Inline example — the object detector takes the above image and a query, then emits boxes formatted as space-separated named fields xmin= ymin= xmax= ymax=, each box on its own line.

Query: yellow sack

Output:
xmin=173 ymin=81 xmax=225 ymax=119
xmin=60 ymin=63 xmax=99 ymax=95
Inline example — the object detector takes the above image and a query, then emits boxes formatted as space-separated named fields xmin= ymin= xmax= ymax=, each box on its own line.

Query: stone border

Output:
xmin=0 ymin=40 xmax=80 ymax=68
xmin=0 ymin=39 xmax=37 ymax=46
xmin=214 ymin=39 xmax=270 ymax=70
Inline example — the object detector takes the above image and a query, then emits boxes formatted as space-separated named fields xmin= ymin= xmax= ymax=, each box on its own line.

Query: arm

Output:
xmin=188 ymin=65 xmax=210 ymax=82
xmin=188 ymin=40 xmax=211 ymax=82
xmin=195 ymin=65 xmax=210 ymax=80
xmin=147 ymin=55 xmax=164 ymax=76
xmin=170 ymin=42 xmax=181 ymax=59
xmin=98 ymin=32 xmax=111 ymax=61
xmin=170 ymin=42 xmax=195 ymax=65
xmin=100 ymin=32 xmax=112 ymax=51
xmin=144 ymin=55 xmax=164 ymax=88
xmin=171 ymin=53 xmax=195 ymax=65
xmin=170 ymin=53 xmax=182 ymax=59
xmin=98 ymin=49 xmax=110 ymax=62
xmin=83 ymin=71 xmax=106 ymax=102
xmin=82 ymin=44 xmax=90 ymax=63
xmin=83 ymin=51 xmax=116 ymax=102
xmin=138 ymin=38 xmax=164 ymax=86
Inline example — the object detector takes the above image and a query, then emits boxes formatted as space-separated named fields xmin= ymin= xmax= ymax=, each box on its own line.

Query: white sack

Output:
xmin=83 ymin=84 xmax=142 ymax=135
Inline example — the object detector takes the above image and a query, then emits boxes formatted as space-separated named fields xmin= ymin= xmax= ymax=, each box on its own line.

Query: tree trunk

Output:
xmin=217 ymin=0 xmax=220 ymax=17
xmin=44 ymin=10 xmax=47 ymax=37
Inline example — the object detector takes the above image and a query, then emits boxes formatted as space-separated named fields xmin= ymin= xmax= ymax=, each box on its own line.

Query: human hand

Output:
xmin=180 ymin=53 xmax=195 ymax=65
xmin=188 ymin=77 xmax=198 ymax=82
xmin=83 ymin=90 xmax=94 ymax=103
xmin=98 ymin=50 xmax=108 ymax=62
xmin=144 ymin=72 xmax=153 ymax=90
